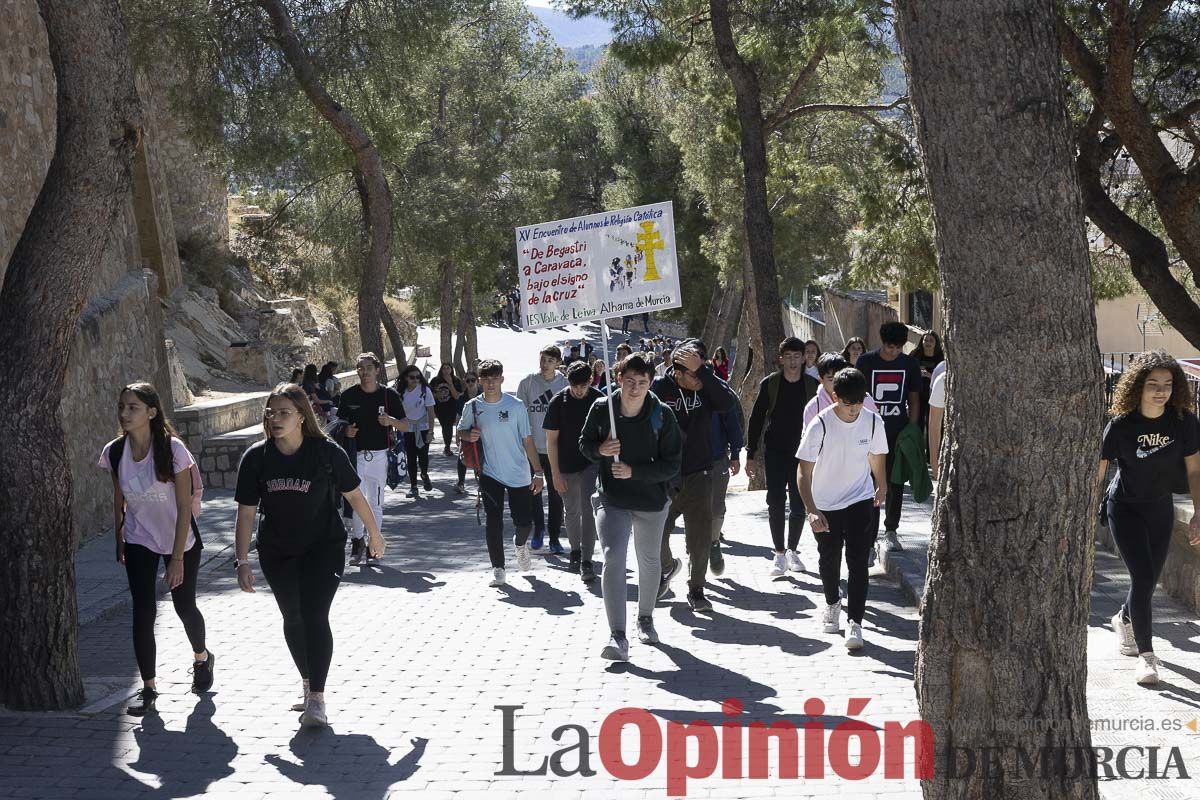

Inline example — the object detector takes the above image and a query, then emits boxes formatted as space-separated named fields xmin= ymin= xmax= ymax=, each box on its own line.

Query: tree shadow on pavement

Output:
xmin=266 ymin=730 xmax=428 ymax=799
xmin=496 ymin=576 xmax=584 ymax=615
xmin=706 ymin=579 xmax=815 ymax=620
xmin=122 ymin=696 xmax=237 ymax=799
xmin=666 ymin=606 xmax=831 ymax=657
xmin=341 ymin=566 xmax=447 ymax=594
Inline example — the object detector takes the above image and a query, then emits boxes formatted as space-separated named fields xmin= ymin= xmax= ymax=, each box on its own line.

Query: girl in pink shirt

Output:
xmin=804 ymin=354 xmax=878 ymax=429
xmin=99 ymin=383 xmax=211 ymax=716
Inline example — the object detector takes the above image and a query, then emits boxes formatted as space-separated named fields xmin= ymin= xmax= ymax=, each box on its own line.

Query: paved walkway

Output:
xmin=5 ymin=455 xmax=925 ymax=799
xmin=879 ymin=490 xmax=1200 ymax=800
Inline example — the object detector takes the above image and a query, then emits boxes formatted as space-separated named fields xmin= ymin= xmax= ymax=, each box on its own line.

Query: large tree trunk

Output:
xmin=453 ymin=274 xmax=472 ymax=377
xmin=701 ymin=283 xmax=724 ymax=344
xmin=462 ymin=272 xmax=479 ymax=370
xmin=737 ymin=244 xmax=767 ymax=491
xmin=257 ymin=0 xmax=393 ymax=362
xmin=0 ymin=0 xmax=142 ymax=710
xmin=711 ymin=274 xmax=743 ymax=354
xmin=379 ymin=297 xmax=408 ymax=372
xmin=709 ymin=0 xmax=786 ymax=367
xmin=895 ymin=2 xmax=1103 ymax=797
xmin=439 ymin=260 xmax=457 ymax=364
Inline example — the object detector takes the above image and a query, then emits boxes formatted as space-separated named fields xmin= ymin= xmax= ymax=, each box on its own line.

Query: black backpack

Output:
xmin=107 ymin=436 xmax=203 ymax=546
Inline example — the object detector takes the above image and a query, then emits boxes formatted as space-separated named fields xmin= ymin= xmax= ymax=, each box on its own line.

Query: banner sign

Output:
xmin=514 ymin=201 xmax=681 ymax=330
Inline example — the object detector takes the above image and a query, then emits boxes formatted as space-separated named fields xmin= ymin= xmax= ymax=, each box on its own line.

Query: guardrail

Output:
xmin=1101 ymin=351 xmax=1200 ymax=416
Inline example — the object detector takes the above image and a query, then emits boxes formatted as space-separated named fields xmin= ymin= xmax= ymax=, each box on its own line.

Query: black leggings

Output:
xmin=815 ymin=499 xmax=877 ymax=623
xmin=124 ymin=542 xmax=206 ymax=681
xmin=404 ymin=431 xmax=431 ymax=487
xmin=765 ymin=449 xmax=805 ymax=551
xmin=480 ymin=474 xmax=533 ymax=568
xmin=437 ymin=415 xmax=457 ymax=451
xmin=258 ymin=538 xmax=345 ymax=692
xmin=1108 ymin=498 xmax=1174 ymax=654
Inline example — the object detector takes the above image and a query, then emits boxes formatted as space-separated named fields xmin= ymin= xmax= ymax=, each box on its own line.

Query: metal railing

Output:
xmin=1100 ymin=351 xmax=1200 ymax=416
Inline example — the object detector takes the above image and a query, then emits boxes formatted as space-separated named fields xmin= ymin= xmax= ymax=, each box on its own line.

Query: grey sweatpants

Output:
xmin=561 ymin=466 xmax=599 ymax=560
xmin=594 ymin=494 xmax=671 ymax=635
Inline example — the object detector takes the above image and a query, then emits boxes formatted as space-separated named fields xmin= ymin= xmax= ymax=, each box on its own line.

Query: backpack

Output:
xmin=107 ymin=435 xmax=203 ymax=545
xmin=766 ymin=370 xmax=817 ymax=417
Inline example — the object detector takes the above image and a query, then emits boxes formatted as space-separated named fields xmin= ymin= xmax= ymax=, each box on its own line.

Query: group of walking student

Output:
xmin=98 ymin=330 xmax=1200 ymax=729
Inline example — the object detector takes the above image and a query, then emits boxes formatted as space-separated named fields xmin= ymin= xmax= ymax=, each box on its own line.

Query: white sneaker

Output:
xmin=489 ymin=568 xmax=506 ymax=587
xmin=515 ymin=537 xmax=532 ymax=572
xmin=300 ymin=694 xmax=328 ymax=727
xmin=768 ymin=552 xmax=787 ymax=577
xmin=1112 ymin=609 xmax=1138 ymax=656
xmin=845 ymin=621 xmax=864 ymax=650
xmin=822 ymin=601 xmax=841 ymax=634
xmin=785 ymin=550 xmax=804 ymax=573
xmin=1135 ymin=653 xmax=1161 ymax=686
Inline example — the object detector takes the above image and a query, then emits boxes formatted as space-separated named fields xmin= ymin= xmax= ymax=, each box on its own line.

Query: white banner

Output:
xmin=514 ymin=201 xmax=681 ymax=330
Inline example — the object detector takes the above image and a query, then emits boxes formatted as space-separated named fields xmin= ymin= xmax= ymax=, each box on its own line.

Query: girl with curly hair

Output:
xmin=1099 ymin=350 xmax=1200 ymax=686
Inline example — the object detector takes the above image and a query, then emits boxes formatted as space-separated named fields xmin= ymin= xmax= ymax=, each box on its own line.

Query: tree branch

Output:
xmin=1134 ymin=0 xmax=1173 ymax=40
xmin=1055 ymin=12 xmax=1107 ymax=97
xmin=764 ymin=41 xmax=829 ymax=133
xmin=770 ymin=96 xmax=911 ymax=146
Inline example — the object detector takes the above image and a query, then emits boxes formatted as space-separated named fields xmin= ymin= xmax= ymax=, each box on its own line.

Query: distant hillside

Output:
xmin=530 ymin=6 xmax=612 ymax=48
xmin=565 ymin=43 xmax=606 ymax=76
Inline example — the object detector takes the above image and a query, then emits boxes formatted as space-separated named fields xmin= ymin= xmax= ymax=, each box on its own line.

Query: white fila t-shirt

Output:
xmin=795 ymin=405 xmax=889 ymax=511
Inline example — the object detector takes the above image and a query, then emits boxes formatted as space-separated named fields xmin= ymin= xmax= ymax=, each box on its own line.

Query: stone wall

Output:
xmin=0 ymin=0 xmax=55 ymax=284
xmin=141 ymin=66 xmax=228 ymax=250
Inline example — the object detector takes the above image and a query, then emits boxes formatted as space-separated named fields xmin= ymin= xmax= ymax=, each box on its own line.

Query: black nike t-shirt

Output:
xmin=1101 ymin=410 xmax=1199 ymax=502
xmin=336 ymin=384 xmax=404 ymax=451
xmin=235 ymin=437 xmax=361 ymax=555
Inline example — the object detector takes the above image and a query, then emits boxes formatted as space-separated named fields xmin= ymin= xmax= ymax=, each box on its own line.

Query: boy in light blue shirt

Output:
xmin=459 ymin=359 xmax=545 ymax=587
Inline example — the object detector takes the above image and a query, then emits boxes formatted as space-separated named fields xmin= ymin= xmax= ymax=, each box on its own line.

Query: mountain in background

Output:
xmin=530 ymin=5 xmax=612 ymax=48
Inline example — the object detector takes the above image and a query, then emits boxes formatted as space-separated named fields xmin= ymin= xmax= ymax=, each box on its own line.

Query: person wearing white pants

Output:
xmin=334 ymin=352 xmax=408 ymax=564
xmin=354 ymin=450 xmax=388 ymax=541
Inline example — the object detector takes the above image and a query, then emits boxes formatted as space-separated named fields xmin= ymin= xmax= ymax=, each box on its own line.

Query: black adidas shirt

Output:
xmin=236 ymin=437 xmax=361 ymax=555
xmin=1101 ymin=410 xmax=1199 ymax=502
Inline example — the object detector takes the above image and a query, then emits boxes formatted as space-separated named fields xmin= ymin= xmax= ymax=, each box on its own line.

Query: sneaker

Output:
xmin=515 ymin=537 xmax=533 ymax=572
xmin=580 ymin=560 xmax=596 ymax=583
xmin=568 ymin=550 xmax=582 ymax=574
xmin=489 ymin=567 xmax=506 ymax=587
xmin=636 ymin=615 xmax=659 ymax=644
xmin=687 ymin=588 xmax=713 ymax=612
xmin=845 ymin=621 xmax=864 ymax=650
xmin=300 ymin=694 xmax=328 ymax=727
xmin=190 ymin=651 xmax=215 ymax=693
xmin=290 ymin=682 xmax=309 ymax=712
xmin=454 ymin=481 xmax=466 ymax=494
xmin=1135 ymin=652 xmax=1161 ymax=686
xmin=785 ymin=550 xmax=804 ymax=573
xmin=709 ymin=542 xmax=725 ymax=577
xmin=350 ymin=538 xmax=364 ymax=565
xmin=126 ymin=687 xmax=158 ymax=717
xmin=1112 ymin=609 xmax=1138 ymax=656
xmin=884 ymin=529 xmax=903 ymax=552
xmin=657 ymin=557 xmax=682 ymax=600
xmin=601 ymin=633 xmax=630 ymax=661
xmin=530 ymin=529 xmax=545 ymax=552
xmin=407 ymin=487 xmax=420 ymax=499
xmin=822 ymin=601 xmax=841 ymax=634
xmin=549 ymin=539 xmax=565 ymax=556
xmin=422 ymin=473 xmax=432 ymax=491
xmin=768 ymin=552 xmax=787 ymax=578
